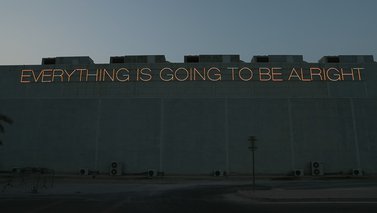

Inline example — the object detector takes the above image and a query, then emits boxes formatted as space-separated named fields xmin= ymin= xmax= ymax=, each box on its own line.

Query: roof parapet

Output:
xmin=39 ymin=54 xmax=375 ymax=65
xmin=251 ymin=55 xmax=304 ymax=63
xmin=42 ymin=56 xmax=94 ymax=65
xmin=319 ymin=55 xmax=374 ymax=63
xmin=184 ymin=55 xmax=240 ymax=63
xmin=110 ymin=55 xmax=167 ymax=64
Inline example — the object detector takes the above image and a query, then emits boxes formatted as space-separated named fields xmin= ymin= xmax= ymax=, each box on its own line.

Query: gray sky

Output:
xmin=0 ymin=0 xmax=376 ymax=65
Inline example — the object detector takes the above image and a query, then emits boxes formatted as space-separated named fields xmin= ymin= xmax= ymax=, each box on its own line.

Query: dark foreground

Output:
xmin=1 ymin=177 xmax=377 ymax=213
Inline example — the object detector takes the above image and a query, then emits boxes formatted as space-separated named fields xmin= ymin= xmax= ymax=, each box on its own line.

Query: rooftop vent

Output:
xmin=185 ymin=55 xmax=200 ymax=63
xmin=41 ymin=56 xmax=94 ymax=65
xmin=126 ymin=55 xmax=166 ymax=63
xmin=252 ymin=55 xmax=304 ymax=63
xmin=42 ymin=58 xmax=56 ymax=65
xmin=184 ymin=55 xmax=240 ymax=63
xmin=254 ymin=56 xmax=269 ymax=63
xmin=199 ymin=55 xmax=223 ymax=63
xmin=110 ymin=56 xmax=125 ymax=64
xmin=110 ymin=55 xmax=167 ymax=63
xmin=319 ymin=55 xmax=374 ymax=63
xmin=327 ymin=56 xmax=340 ymax=63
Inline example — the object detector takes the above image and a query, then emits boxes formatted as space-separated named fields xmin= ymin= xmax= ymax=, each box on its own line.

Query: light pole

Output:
xmin=248 ymin=136 xmax=257 ymax=191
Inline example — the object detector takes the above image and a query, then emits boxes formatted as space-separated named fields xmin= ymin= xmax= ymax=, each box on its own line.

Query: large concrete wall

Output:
xmin=0 ymin=59 xmax=376 ymax=175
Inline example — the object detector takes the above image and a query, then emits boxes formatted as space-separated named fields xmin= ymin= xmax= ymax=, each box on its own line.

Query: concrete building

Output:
xmin=0 ymin=54 xmax=376 ymax=176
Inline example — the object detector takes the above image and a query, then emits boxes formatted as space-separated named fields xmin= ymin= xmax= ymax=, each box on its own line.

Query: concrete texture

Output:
xmin=2 ymin=177 xmax=377 ymax=213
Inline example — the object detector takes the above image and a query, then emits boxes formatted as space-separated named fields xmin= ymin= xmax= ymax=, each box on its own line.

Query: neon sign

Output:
xmin=19 ymin=66 xmax=364 ymax=83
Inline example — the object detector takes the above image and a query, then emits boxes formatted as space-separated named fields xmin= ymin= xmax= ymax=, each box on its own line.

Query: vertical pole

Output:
xmin=224 ymin=98 xmax=229 ymax=175
xmin=252 ymin=150 xmax=255 ymax=191
xmin=248 ymin=136 xmax=257 ymax=191
xmin=350 ymin=99 xmax=361 ymax=168
xmin=159 ymin=98 xmax=164 ymax=173
xmin=94 ymin=99 xmax=102 ymax=170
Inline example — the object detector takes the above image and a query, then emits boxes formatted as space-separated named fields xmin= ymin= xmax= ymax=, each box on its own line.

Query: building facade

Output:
xmin=0 ymin=54 xmax=376 ymax=175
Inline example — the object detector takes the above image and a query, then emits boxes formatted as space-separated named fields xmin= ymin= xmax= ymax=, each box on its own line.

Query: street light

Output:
xmin=248 ymin=136 xmax=257 ymax=191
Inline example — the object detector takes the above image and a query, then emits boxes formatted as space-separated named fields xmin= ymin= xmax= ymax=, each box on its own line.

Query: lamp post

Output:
xmin=248 ymin=136 xmax=257 ymax=191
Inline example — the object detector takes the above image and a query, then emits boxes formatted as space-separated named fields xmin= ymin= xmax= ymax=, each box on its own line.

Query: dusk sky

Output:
xmin=0 ymin=0 xmax=376 ymax=65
